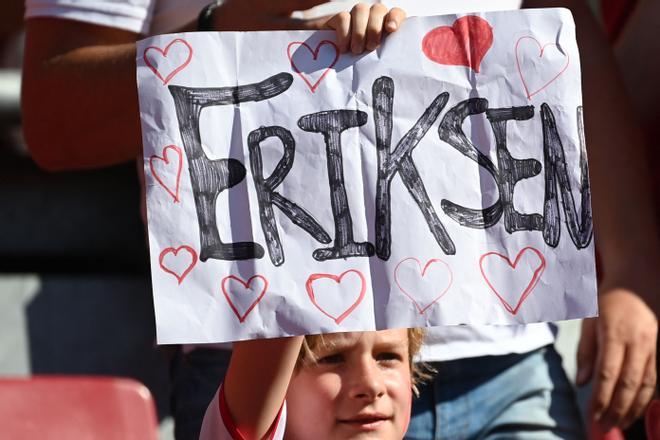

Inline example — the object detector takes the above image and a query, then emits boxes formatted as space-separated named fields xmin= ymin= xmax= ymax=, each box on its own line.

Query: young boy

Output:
xmin=200 ymin=329 xmax=425 ymax=440
xmin=198 ymin=6 xmax=417 ymax=438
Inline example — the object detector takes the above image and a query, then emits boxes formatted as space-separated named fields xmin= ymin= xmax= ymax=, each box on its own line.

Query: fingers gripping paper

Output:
xmin=137 ymin=8 xmax=597 ymax=344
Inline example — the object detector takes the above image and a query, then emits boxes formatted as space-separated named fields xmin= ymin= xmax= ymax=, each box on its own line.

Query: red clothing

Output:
xmin=199 ymin=384 xmax=286 ymax=440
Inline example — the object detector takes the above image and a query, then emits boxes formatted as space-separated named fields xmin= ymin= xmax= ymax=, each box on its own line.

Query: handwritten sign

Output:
xmin=137 ymin=8 xmax=597 ymax=344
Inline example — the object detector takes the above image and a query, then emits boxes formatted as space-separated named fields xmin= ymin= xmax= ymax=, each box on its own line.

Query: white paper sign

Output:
xmin=137 ymin=8 xmax=597 ymax=344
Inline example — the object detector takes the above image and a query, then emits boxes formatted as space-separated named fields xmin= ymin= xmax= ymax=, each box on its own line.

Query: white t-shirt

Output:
xmin=199 ymin=385 xmax=286 ymax=440
xmin=419 ymin=323 xmax=554 ymax=362
xmin=25 ymin=0 xmax=208 ymax=35
xmin=24 ymin=0 xmax=553 ymax=362
xmin=25 ymin=0 xmax=523 ymax=36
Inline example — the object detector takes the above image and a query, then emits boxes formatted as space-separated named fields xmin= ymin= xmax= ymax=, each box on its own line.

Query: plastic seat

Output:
xmin=0 ymin=375 xmax=158 ymax=440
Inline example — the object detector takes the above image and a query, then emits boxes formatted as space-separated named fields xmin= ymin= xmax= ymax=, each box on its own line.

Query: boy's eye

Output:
xmin=318 ymin=353 xmax=344 ymax=364
xmin=376 ymin=352 xmax=403 ymax=363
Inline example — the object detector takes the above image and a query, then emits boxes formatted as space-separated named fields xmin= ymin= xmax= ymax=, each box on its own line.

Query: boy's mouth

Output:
xmin=338 ymin=413 xmax=392 ymax=430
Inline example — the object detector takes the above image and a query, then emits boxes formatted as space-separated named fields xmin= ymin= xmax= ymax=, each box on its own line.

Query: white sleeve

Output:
xmin=199 ymin=384 xmax=287 ymax=440
xmin=24 ymin=0 xmax=155 ymax=34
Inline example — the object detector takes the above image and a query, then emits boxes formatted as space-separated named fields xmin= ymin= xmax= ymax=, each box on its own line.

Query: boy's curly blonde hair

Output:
xmin=296 ymin=328 xmax=431 ymax=395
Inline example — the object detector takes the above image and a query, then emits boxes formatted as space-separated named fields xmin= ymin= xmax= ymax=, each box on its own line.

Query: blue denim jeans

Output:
xmin=406 ymin=346 xmax=585 ymax=440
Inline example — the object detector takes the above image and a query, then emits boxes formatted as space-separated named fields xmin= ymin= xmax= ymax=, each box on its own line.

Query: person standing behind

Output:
xmin=295 ymin=1 xmax=659 ymax=439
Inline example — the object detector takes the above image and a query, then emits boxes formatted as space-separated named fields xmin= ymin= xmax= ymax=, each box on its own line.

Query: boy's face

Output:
xmin=286 ymin=329 xmax=412 ymax=439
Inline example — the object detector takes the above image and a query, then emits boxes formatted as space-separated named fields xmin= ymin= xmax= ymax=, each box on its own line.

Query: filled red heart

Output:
xmin=422 ymin=15 xmax=493 ymax=73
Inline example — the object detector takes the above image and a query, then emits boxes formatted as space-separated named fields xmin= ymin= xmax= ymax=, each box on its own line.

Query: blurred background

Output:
xmin=0 ymin=0 xmax=173 ymax=437
xmin=0 ymin=0 xmax=656 ymax=439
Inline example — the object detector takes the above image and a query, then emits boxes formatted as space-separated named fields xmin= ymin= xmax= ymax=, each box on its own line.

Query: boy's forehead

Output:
xmin=324 ymin=329 xmax=409 ymax=347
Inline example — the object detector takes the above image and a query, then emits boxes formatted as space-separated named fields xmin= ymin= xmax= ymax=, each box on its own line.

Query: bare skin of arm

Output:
xmin=21 ymin=0 xmax=331 ymax=171
xmin=523 ymin=0 xmax=658 ymax=431
xmin=223 ymin=337 xmax=304 ymax=439
xmin=22 ymin=19 xmax=141 ymax=170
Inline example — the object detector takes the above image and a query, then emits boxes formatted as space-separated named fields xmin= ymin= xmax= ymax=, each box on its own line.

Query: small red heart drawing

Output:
xmin=515 ymin=36 xmax=570 ymax=100
xmin=221 ymin=275 xmax=269 ymax=323
xmin=305 ymin=269 xmax=366 ymax=324
xmin=143 ymin=38 xmax=193 ymax=85
xmin=287 ymin=40 xmax=339 ymax=93
xmin=479 ymin=247 xmax=546 ymax=315
xmin=394 ymin=257 xmax=453 ymax=314
xmin=159 ymin=245 xmax=197 ymax=284
xmin=422 ymin=15 xmax=493 ymax=73
xmin=150 ymin=145 xmax=183 ymax=203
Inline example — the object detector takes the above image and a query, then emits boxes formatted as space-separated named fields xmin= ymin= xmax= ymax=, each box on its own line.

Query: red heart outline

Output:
xmin=159 ymin=245 xmax=198 ymax=284
xmin=422 ymin=15 xmax=493 ymax=73
xmin=221 ymin=275 xmax=269 ymax=323
xmin=306 ymin=269 xmax=366 ymax=324
xmin=149 ymin=145 xmax=183 ymax=203
xmin=143 ymin=38 xmax=193 ymax=85
xmin=515 ymin=36 xmax=570 ymax=100
xmin=287 ymin=40 xmax=339 ymax=93
xmin=479 ymin=247 xmax=546 ymax=315
xmin=394 ymin=257 xmax=453 ymax=314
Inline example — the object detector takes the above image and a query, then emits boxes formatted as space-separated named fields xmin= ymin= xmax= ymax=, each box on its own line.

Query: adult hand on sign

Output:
xmin=576 ymin=287 xmax=658 ymax=432
xmin=212 ymin=0 xmax=333 ymax=31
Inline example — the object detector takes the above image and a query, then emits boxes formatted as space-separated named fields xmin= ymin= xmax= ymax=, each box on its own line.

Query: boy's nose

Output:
xmin=348 ymin=360 xmax=386 ymax=401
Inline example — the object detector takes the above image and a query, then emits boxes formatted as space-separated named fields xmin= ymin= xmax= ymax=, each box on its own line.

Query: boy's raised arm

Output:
xmin=222 ymin=337 xmax=304 ymax=439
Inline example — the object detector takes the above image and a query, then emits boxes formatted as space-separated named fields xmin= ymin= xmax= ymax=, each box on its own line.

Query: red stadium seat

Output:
xmin=0 ymin=376 xmax=158 ymax=440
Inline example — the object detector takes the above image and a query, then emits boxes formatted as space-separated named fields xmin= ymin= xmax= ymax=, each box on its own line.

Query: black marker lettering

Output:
xmin=247 ymin=125 xmax=331 ymax=266
xmin=542 ymin=104 xmax=593 ymax=248
xmin=373 ymin=76 xmax=454 ymax=259
xmin=486 ymin=106 xmax=543 ymax=233
xmin=439 ymin=98 xmax=503 ymax=228
xmin=169 ymin=73 xmax=293 ymax=261
xmin=298 ymin=110 xmax=375 ymax=261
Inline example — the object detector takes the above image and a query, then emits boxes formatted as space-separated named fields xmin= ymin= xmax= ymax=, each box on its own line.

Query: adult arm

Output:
xmin=21 ymin=0 xmax=330 ymax=171
xmin=22 ymin=18 xmax=141 ymax=170
xmin=522 ymin=0 xmax=658 ymax=431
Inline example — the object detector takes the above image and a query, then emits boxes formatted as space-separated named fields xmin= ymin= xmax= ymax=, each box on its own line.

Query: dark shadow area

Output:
xmin=0 ymin=154 xmax=148 ymax=273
